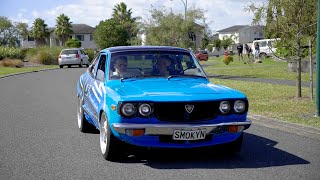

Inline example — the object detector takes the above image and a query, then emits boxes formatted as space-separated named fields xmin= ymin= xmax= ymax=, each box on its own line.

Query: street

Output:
xmin=0 ymin=68 xmax=319 ymax=180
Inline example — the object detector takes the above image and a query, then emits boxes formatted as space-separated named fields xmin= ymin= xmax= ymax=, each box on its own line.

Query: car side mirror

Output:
xmin=96 ymin=69 xmax=105 ymax=82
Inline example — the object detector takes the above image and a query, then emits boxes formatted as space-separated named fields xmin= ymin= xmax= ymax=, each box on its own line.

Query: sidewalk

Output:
xmin=207 ymin=74 xmax=311 ymax=87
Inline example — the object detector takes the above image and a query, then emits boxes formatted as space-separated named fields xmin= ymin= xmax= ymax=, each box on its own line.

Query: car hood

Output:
xmin=107 ymin=78 xmax=246 ymax=101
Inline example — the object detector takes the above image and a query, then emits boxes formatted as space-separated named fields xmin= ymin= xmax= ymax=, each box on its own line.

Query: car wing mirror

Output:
xmin=96 ymin=69 xmax=105 ymax=82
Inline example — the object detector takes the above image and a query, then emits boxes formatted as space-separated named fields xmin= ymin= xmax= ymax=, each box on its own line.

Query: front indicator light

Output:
xmin=228 ymin=126 xmax=245 ymax=133
xmin=125 ymin=129 xmax=145 ymax=136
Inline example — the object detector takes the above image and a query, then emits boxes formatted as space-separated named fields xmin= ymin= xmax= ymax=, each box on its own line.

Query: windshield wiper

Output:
xmin=167 ymin=74 xmax=207 ymax=80
xmin=120 ymin=76 xmax=143 ymax=82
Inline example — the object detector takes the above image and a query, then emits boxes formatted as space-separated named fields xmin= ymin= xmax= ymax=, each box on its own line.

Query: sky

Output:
xmin=1 ymin=0 xmax=266 ymax=33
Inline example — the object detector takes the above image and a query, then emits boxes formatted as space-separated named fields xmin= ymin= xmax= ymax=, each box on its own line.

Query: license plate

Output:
xmin=173 ymin=129 xmax=206 ymax=140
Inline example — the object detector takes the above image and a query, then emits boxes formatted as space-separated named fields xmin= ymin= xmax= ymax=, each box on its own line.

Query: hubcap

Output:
xmin=77 ymin=98 xmax=82 ymax=129
xmin=100 ymin=115 xmax=108 ymax=154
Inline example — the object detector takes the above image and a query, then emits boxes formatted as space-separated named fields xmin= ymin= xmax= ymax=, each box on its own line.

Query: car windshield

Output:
xmin=61 ymin=50 xmax=78 ymax=55
xmin=109 ymin=50 xmax=206 ymax=80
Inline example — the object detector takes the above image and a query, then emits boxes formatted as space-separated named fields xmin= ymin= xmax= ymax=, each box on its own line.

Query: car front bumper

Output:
xmin=111 ymin=120 xmax=251 ymax=148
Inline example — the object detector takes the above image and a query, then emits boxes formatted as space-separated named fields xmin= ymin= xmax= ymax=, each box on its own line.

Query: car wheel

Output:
xmin=100 ymin=112 xmax=122 ymax=160
xmin=79 ymin=60 xmax=83 ymax=68
xmin=68 ymin=65 xmax=71 ymax=68
xmin=77 ymin=97 xmax=91 ymax=132
xmin=59 ymin=65 xmax=63 ymax=68
xmin=259 ymin=53 xmax=267 ymax=59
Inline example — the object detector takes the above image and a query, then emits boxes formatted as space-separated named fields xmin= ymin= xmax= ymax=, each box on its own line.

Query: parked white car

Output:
xmin=58 ymin=48 xmax=90 ymax=68
xmin=252 ymin=38 xmax=280 ymax=58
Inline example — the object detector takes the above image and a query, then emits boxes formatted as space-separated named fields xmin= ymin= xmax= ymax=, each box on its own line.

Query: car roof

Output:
xmin=100 ymin=46 xmax=190 ymax=53
xmin=61 ymin=48 xmax=83 ymax=51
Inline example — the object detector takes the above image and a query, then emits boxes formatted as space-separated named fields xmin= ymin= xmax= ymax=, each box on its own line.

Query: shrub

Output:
xmin=25 ymin=46 xmax=63 ymax=65
xmin=0 ymin=46 xmax=21 ymax=60
xmin=0 ymin=58 xmax=24 ymax=68
xmin=84 ymin=49 xmax=95 ymax=61
xmin=223 ymin=56 xmax=233 ymax=65
xmin=66 ymin=38 xmax=81 ymax=48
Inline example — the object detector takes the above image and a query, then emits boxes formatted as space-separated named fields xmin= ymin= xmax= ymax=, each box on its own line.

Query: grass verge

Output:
xmin=0 ymin=65 xmax=59 ymax=77
xmin=202 ymin=56 xmax=316 ymax=82
xmin=210 ymin=78 xmax=320 ymax=128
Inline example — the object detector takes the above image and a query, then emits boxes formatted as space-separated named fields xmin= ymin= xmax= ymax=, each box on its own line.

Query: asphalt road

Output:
xmin=0 ymin=68 xmax=320 ymax=180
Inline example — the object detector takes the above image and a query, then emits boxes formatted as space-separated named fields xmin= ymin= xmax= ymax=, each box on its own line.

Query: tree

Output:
xmin=31 ymin=18 xmax=49 ymax=46
xmin=0 ymin=16 xmax=26 ymax=47
xmin=245 ymin=0 xmax=317 ymax=98
xmin=112 ymin=2 xmax=140 ymax=45
xmin=213 ymin=39 xmax=222 ymax=51
xmin=54 ymin=14 xmax=73 ymax=46
xmin=144 ymin=7 xmax=207 ymax=48
xmin=93 ymin=18 xmax=129 ymax=49
xmin=221 ymin=36 xmax=233 ymax=50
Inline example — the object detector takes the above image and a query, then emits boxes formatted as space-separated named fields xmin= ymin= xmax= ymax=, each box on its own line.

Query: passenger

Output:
xmin=113 ymin=56 xmax=128 ymax=78
xmin=156 ymin=56 xmax=172 ymax=76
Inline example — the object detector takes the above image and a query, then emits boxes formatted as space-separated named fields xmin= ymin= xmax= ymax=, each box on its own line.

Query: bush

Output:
xmin=0 ymin=58 xmax=24 ymax=68
xmin=84 ymin=49 xmax=95 ymax=61
xmin=0 ymin=46 xmax=22 ymax=60
xmin=25 ymin=46 xmax=64 ymax=65
xmin=66 ymin=38 xmax=81 ymax=48
xmin=223 ymin=56 xmax=233 ymax=65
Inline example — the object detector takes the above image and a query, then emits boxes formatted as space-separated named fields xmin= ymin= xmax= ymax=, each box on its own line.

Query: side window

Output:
xmin=90 ymin=54 xmax=100 ymax=75
xmin=95 ymin=54 xmax=106 ymax=81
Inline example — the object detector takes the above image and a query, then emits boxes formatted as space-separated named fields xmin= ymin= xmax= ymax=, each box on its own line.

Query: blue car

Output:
xmin=77 ymin=46 xmax=251 ymax=160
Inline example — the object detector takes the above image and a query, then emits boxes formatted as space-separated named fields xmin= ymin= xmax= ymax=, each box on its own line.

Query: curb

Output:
xmin=0 ymin=68 xmax=59 ymax=79
xmin=249 ymin=114 xmax=320 ymax=140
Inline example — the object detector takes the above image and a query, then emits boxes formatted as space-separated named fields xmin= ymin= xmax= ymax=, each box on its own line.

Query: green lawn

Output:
xmin=0 ymin=65 xmax=59 ymax=77
xmin=201 ymin=56 xmax=316 ymax=82
xmin=210 ymin=78 xmax=320 ymax=128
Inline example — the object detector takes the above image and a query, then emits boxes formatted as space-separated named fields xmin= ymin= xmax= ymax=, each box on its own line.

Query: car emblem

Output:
xmin=185 ymin=104 xmax=194 ymax=113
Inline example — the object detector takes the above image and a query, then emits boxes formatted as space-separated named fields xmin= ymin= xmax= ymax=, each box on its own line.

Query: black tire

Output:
xmin=77 ymin=97 xmax=91 ymax=132
xmin=59 ymin=65 xmax=63 ymax=68
xmin=100 ymin=112 xmax=123 ymax=161
xmin=68 ymin=65 xmax=71 ymax=68
xmin=79 ymin=60 xmax=83 ymax=68
xmin=259 ymin=53 xmax=267 ymax=59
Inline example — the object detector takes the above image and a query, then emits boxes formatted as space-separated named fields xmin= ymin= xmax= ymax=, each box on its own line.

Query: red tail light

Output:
xmin=58 ymin=54 xmax=61 ymax=59
xmin=76 ymin=54 xmax=80 ymax=58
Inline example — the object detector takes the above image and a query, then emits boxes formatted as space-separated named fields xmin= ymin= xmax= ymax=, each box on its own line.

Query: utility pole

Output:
xmin=310 ymin=38 xmax=314 ymax=100
xmin=316 ymin=0 xmax=320 ymax=116
xmin=181 ymin=0 xmax=187 ymax=20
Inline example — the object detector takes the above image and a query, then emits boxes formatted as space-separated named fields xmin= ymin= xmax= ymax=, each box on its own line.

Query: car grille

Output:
xmin=154 ymin=101 xmax=219 ymax=122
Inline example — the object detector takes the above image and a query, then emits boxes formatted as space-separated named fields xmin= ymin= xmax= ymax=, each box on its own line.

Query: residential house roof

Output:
xmin=217 ymin=25 xmax=265 ymax=33
xmin=48 ymin=24 xmax=95 ymax=34
xmin=217 ymin=25 xmax=248 ymax=33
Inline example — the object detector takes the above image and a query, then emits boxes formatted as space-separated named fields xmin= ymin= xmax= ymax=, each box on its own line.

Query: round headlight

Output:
xmin=121 ymin=103 xmax=136 ymax=117
xmin=219 ymin=101 xmax=231 ymax=114
xmin=234 ymin=100 xmax=246 ymax=113
xmin=139 ymin=103 xmax=152 ymax=116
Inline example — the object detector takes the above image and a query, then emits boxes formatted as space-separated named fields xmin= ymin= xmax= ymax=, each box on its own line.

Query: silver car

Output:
xmin=58 ymin=48 xmax=90 ymax=68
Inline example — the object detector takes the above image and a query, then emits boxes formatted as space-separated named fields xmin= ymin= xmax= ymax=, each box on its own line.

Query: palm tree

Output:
xmin=112 ymin=2 xmax=135 ymax=24
xmin=54 ymin=14 xmax=73 ymax=46
xmin=31 ymin=18 xmax=49 ymax=46
xmin=112 ymin=2 xmax=140 ymax=45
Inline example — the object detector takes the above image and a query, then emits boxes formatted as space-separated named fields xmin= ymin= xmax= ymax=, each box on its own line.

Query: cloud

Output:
xmin=8 ymin=0 xmax=267 ymax=31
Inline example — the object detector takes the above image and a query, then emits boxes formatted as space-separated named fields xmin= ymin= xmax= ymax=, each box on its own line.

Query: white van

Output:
xmin=252 ymin=38 xmax=280 ymax=58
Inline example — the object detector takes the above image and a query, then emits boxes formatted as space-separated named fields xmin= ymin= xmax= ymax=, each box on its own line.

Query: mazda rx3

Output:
xmin=77 ymin=46 xmax=251 ymax=160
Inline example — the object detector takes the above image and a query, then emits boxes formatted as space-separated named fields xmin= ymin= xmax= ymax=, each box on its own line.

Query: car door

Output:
xmin=80 ymin=50 xmax=89 ymax=64
xmin=85 ymin=53 xmax=107 ymax=126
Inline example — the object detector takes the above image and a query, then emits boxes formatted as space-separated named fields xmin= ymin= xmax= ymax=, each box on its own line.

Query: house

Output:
xmin=21 ymin=24 xmax=97 ymax=49
xmin=217 ymin=25 xmax=264 ymax=44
